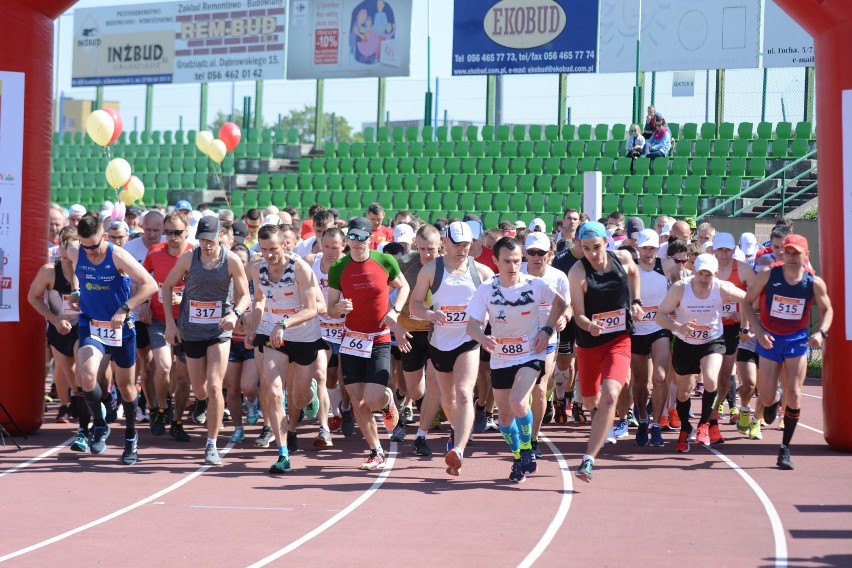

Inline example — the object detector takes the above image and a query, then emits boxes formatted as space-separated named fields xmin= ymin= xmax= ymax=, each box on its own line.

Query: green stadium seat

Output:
xmin=667 ymin=122 xmax=680 ymax=139
xmin=387 ymin=174 xmax=404 ymax=191
xmin=693 ymin=140 xmax=712 ymax=157
xmin=650 ymin=157 xmax=669 ymax=175
xmin=496 ymin=125 xmax=510 ymax=141
xmin=503 ymin=141 xmax=519 ymax=157
xmin=350 ymin=143 xmax=365 ymax=158
xmin=553 ymin=175 xmax=570 ymax=194
xmin=327 ymin=174 xmax=343 ymax=190
xmin=551 ymin=140 xmax=568 ymax=157
xmin=585 ymin=141 xmax=603 ymax=158
xmin=615 ymin=157 xmax=632 ymax=175
xmin=337 ymin=142 xmax=351 ymax=157
xmin=528 ymin=193 xmax=546 ymax=213
xmin=470 ymin=141 xmax=486 ymax=158
xmin=709 ymin=157 xmax=727 ymax=176
xmin=713 ymin=139 xmax=730 ymax=157
xmin=377 ymin=142 xmax=393 ymax=157
xmin=309 ymin=158 xmax=325 ymax=173
xmin=478 ymin=158 xmax=494 ymax=175
xmin=690 ymin=157 xmax=708 ymax=176
xmin=770 ymin=138 xmax=789 ymax=158
xmin=683 ymin=176 xmax=702 ymax=196
xmin=729 ymin=157 xmax=747 ymax=177
xmin=621 ymin=194 xmax=639 ymax=215
xmin=546 ymin=194 xmax=564 ymax=214
xmin=577 ymin=124 xmax=593 ymax=141
xmin=406 ymin=126 xmax=420 ymax=142
xmin=445 ymin=157 xmax=462 ymax=175
xmin=534 ymin=141 xmax=551 ymax=157
xmin=564 ymin=193 xmax=582 ymax=212
xmin=626 ymin=176 xmax=643 ymax=195
xmin=674 ymin=139 xmax=691 ymax=157
xmin=481 ymin=211 xmax=500 ymax=227
xmin=748 ymin=157 xmax=766 ymax=178
xmin=602 ymin=194 xmax=620 ymax=214
xmin=700 ymin=122 xmax=716 ymax=139
xmin=594 ymin=124 xmax=609 ymax=140
xmin=383 ymin=157 xmax=398 ymax=173
xmin=757 ymin=122 xmax=774 ymax=139
xmin=410 ymin=191 xmax=427 ymax=210
xmin=518 ymin=175 xmax=535 ymax=193
xmin=571 ymin=174 xmax=585 ymax=192
xmin=312 ymin=174 xmax=328 ymax=190
xmin=285 ymin=174 xmax=298 ymax=191
xmin=719 ymin=122 xmax=735 ymax=139
xmin=422 ymin=126 xmax=434 ymax=141
xmin=645 ymin=175 xmax=663 ymax=195
xmin=680 ymin=196 xmax=698 ymax=216
xmin=493 ymin=193 xmax=510 ymax=212
xmin=544 ymin=157 xmax=561 ymax=175
xmin=460 ymin=157 xmax=477 ymax=175
xmin=703 ymin=176 xmax=723 ymax=197
xmin=392 ymin=142 xmax=408 ymax=157
xmin=597 ymin=157 xmax=614 ymax=174
xmin=480 ymin=125 xmax=494 ymax=141
xmin=535 ymin=174 xmax=553 ymax=193
xmin=568 ymin=140 xmax=585 ymax=157
xmin=795 ymin=121 xmax=814 ymax=141
xmin=434 ymin=174 xmax=450 ymax=192
xmin=791 ymin=138 xmax=811 ymax=158
xmin=510 ymin=158 xmax=526 ymax=175
xmin=750 ymin=139 xmax=768 ymax=158
xmin=510 ymin=194 xmax=527 ymax=212
xmin=681 ymin=123 xmax=698 ymax=140
xmin=369 ymin=126 xmax=381 ymax=142
xmin=738 ymin=122 xmax=754 ymax=140
xmin=451 ymin=174 xmax=467 ymax=192
xmin=392 ymin=191 xmax=409 ymax=210
xmin=776 ymin=122 xmax=793 ymax=139
xmin=660 ymin=195 xmax=678 ymax=216
xmin=402 ymin=174 xmax=418 ymax=192
xmin=608 ymin=175 xmax=625 ymax=194
xmin=640 ymin=195 xmax=659 ymax=215
xmin=527 ymin=157 xmax=543 ymax=176
xmin=339 ymin=157 xmax=355 ymax=173
xmin=475 ymin=193 xmax=493 ymax=212
xmin=578 ymin=157 xmax=596 ymax=173
xmin=725 ymin=176 xmax=744 ymax=196
xmin=528 ymin=125 xmax=543 ymax=141
xmin=465 ymin=125 xmax=479 ymax=142
xmin=494 ymin=157 xmax=510 ymax=175
xmin=730 ymin=139 xmax=749 ymax=157
xmin=468 ymin=174 xmax=484 ymax=192
xmin=419 ymin=174 xmax=436 ymax=192
xmin=354 ymin=175 xmax=371 ymax=193
xmin=666 ymin=175 xmax=683 ymax=194
xmin=545 ymin=124 xmax=559 ymax=141
xmin=486 ymin=140 xmax=502 ymax=158
xmin=561 ymin=124 xmax=576 ymax=140
xmin=633 ymin=158 xmax=650 ymax=176
xmin=512 ymin=125 xmax=526 ymax=141
xmin=354 ymin=158 xmax=369 ymax=174
xmin=448 ymin=125 xmax=463 ymax=142
xmin=443 ymin=192 xmax=460 ymax=212
xmin=438 ymin=141 xmax=454 ymax=158
xmin=611 ymin=123 xmax=626 ymax=141
xmin=499 ymin=175 xmax=517 ymax=193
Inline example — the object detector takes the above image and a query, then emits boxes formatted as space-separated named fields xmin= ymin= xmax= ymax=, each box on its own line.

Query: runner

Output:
xmin=326 ymin=216 xmax=409 ymax=470
xmin=740 ymin=235 xmax=832 ymax=469
xmin=655 ymin=254 xmax=749 ymax=453
xmin=161 ymin=216 xmax=251 ymax=465
xmin=67 ymin=213 xmax=158 ymax=465
xmin=568 ymin=221 xmax=643 ymax=483
xmin=466 ymin=236 xmax=567 ymax=483
xmin=410 ymin=221 xmax=494 ymax=475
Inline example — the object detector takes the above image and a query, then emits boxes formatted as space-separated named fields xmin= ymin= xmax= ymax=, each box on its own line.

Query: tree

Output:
xmin=208 ymin=110 xmax=246 ymax=133
xmin=272 ymin=105 xmax=361 ymax=144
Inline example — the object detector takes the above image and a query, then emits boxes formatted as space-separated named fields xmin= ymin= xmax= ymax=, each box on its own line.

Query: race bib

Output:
xmin=440 ymin=305 xmax=469 ymax=326
xmin=492 ymin=336 xmax=530 ymax=363
xmin=641 ymin=305 xmax=659 ymax=322
xmin=722 ymin=302 xmax=739 ymax=316
xmin=271 ymin=307 xmax=300 ymax=320
xmin=321 ymin=321 xmax=345 ymax=344
xmin=62 ymin=294 xmax=81 ymax=315
xmin=189 ymin=300 xmax=222 ymax=324
xmin=90 ymin=319 xmax=121 ymax=347
xmin=592 ymin=308 xmax=627 ymax=333
xmin=158 ymin=285 xmax=184 ymax=305
xmin=770 ymin=295 xmax=805 ymax=320
xmin=340 ymin=331 xmax=373 ymax=358
xmin=686 ymin=324 xmax=712 ymax=342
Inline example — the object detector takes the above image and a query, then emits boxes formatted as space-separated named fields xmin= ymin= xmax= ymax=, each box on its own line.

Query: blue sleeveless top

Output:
xmin=76 ymin=242 xmax=132 ymax=322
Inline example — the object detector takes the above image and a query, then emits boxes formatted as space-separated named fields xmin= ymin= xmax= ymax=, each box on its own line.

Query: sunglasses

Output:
xmin=81 ymin=242 xmax=102 ymax=251
xmin=347 ymin=233 xmax=370 ymax=242
xmin=671 ymin=258 xmax=688 ymax=264
xmin=164 ymin=229 xmax=185 ymax=236
xmin=526 ymin=249 xmax=548 ymax=257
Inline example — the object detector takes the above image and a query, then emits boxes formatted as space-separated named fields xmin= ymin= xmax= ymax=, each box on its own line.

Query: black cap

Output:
xmin=347 ymin=216 xmax=372 ymax=238
xmin=196 ymin=217 xmax=221 ymax=241
xmin=126 ymin=206 xmax=142 ymax=217
xmin=231 ymin=220 xmax=248 ymax=243
xmin=626 ymin=217 xmax=645 ymax=239
xmin=462 ymin=213 xmax=481 ymax=222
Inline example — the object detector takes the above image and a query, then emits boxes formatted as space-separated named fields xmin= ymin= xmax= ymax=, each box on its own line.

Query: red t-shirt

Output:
xmin=476 ymin=246 xmax=498 ymax=272
xmin=143 ymin=242 xmax=193 ymax=321
xmin=300 ymin=218 xmax=314 ymax=239
xmin=370 ymin=225 xmax=394 ymax=250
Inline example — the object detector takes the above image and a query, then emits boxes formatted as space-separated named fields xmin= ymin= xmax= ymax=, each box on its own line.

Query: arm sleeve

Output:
xmin=373 ymin=250 xmax=401 ymax=281
xmin=327 ymin=257 xmax=347 ymax=291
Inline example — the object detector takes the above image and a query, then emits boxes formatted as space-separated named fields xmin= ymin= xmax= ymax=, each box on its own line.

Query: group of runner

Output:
xmin=37 ymin=203 xmax=831 ymax=483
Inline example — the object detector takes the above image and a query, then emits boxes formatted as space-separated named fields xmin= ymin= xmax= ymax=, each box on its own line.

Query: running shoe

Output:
xmin=192 ymin=399 xmax=208 ymax=425
xmin=328 ymin=415 xmax=342 ymax=433
xmin=778 ymin=418 xmax=785 ymax=431
xmin=170 ymin=420 xmax=191 ymax=442
xmin=572 ymin=402 xmax=588 ymax=425
xmin=728 ymin=407 xmax=740 ymax=425
xmin=204 ymin=443 xmax=222 ymax=466
xmin=763 ymin=401 xmax=779 ymax=425
xmin=255 ymin=426 xmax=275 ymax=448
xmin=55 ymin=405 xmax=70 ymax=424
xmin=777 ymin=446 xmax=794 ymax=470
xmin=135 ymin=406 xmax=150 ymax=423
xmin=688 ymin=429 xmax=698 ymax=442
xmin=222 ymin=407 xmax=231 ymax=422
xmin=520 ymin=448 xmax=537 ymax=474
xmin=246 ymin=398 xmax=260 ymax=425
xmin=446 ymin=428 xmax=455 ymax=453
xmin=509 ymin=458 xmax=526 ymax=483
xmin=70 ymin=430 xmax=89 ymax=453
xmin=575 ymin=458 xmax=593 ymax=484
xmin=613 ymin=419 xmax=629 ymax=438
xmin=543 ymin=400 xmax=554 ymax=425
xmin=381 ymin=388 xmax=399 ymax=431
xmin=669 ymin=408 xmax=682 ymax=430
xmin=694 ymin=382 xmax=704 ymax=397
xmin=49 ymin=383 xmax=59 ymax=399
xmin=150 ymin=409 xmax=167 ymax=436
xmin=413 ymin=436 xmax=433 ymax=457
xmin=229 ymin=428 xmax=245 ymax=444
xmin=749 ymin=421 xmax=762 ymax=440
xmin=287 ymin=431 xmax=299 ymax=453
xmin=531 ymin=439 xmax=543 ymax=458
xmin=627 ymin=408 xmax=638 ymax=427
xmin=737 ymin=409 xmax=751 ymax=434
xmin=605 ymin=427 xmax=617 ymax=446
xmin=341 ymin=406 xmax=355 ymax=437
xmin=709 ymin=423 xmax=725 ymax=445
xmin=635 ymin=421 xmax=649 ymax=446
xmin=695 ymin=423 xmax=711 ymax=446
xmin=659 ymin=415 xmax=671 ymax=431
xmin=675 ymin=430 xmax=690 ymax=453
xmin=649 ymin=424 xmax=664 ymax=447
xmin=390 ymin=423 xmax=406 ymax=442
xmin=362 ymin=451 xmax=385 ymax=470
xmin=473 ymin=405 xmax=487 ymax=434
xmin=304 ymin=379 xmax=320 ymax=421
xmin=104 ymin=395 xmax=118 ymax=423
xmin=553 ymin=398 xmax=568 ymax=425
xmin=485 ymin=416 xmax=501 ymax=431
xmin=445 ymin=447 xmax=463 ymax=476
xmin=269 ymin=454 xmax=292 ymax=474
xmin=120 ymin=435 xmax=138 ymax=465
xmin=90 ymin=425 xmax=110 ymax=454
xmin=312 ymin=427 xmax=333 ymax=448
xmin=400 ymin=406 xmax=415 ymax=425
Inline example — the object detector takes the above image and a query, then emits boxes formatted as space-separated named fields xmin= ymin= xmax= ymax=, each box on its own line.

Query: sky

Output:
xmin=55 ymin=0 xmax=811 ymax=136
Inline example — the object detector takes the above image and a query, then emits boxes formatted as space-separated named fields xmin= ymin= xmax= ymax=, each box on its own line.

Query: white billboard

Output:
xmin=286 ymin=0 xmax=412 ymax=80
xmin=763 ymin=0 xmax=814 ymax=68
xmin=598 ymin=0 xmax=760 ymax=73
xmin=0 ymin=72 xmax=25 ymax=321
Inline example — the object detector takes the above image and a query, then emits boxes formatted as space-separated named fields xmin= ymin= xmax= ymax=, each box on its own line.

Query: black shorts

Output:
xmin=341 ymin=342 xmax=392 ymax=386
xmin=672 ymin=337 xmax=726 ymax=376
xmin=401 ymin=331 xmax=430 ymax=372
xmin=736 ymin=347 xmax=759 ymax=365
xmin=182 ymin=336 xmax=231 ymax=359
xmin=228 ymin=339 xmax=255 ymax=363
xmin=491 ymin=359 xmax=545 ymax=390
xmin=630 ymin=328 xmax=673 ymax=356
xmin=47 ymin=323 xmax=79 ymax=358
xmin=253 ymin=335 xmax=329 ymax=367
xmin=135 ymin=321 xmax=151 ymax=349
xmin=723 ymin=324 xmax=741 ymax=356
xmin=390 ymin=345 xmax=402 ymax=360
xmin=558 ymin=319 xmax=576 ymax=356
xmin=429 ymin=340 xmax=479 ymax=374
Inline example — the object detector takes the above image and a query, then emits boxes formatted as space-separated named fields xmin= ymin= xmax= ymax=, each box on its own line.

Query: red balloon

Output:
xmin=102 ymin=107 xmax=123 ymax=146
xmin=218 ymin=121 xmax=242 ymax=152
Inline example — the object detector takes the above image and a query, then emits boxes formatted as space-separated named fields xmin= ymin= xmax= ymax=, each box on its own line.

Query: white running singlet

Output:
xmin=674 ymin=276 xmax=724 ymax=345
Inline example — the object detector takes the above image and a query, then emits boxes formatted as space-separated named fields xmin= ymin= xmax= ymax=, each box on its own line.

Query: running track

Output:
xmin=1 ymin=378 xmax=850 ymax=567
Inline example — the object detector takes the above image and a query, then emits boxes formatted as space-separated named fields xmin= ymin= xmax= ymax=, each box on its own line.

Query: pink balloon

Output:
xmin=111 ymin=202 xmax=126 ymax=221
xmin=218 ymin=122 xmax=242 ymax=152
xmin=102 ymin=107 xmax=123 ymax=146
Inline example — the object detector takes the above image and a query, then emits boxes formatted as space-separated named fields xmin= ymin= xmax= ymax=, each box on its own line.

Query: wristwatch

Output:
xmin=276 ymin=319 xmax=288 ymax=330
xmin=119 ymin=302 xmax=131 ymax=314
xmin=819 ymin=330 xmax=828 ymax=338
xmin=233 ymin=308 xmax=243 ymax=318
xmin=541 ymin=325 xmax=554 ymax=336
xmin=632 ymin=299 xmax=643 ymax=306
xmin=391 ymin=306 xmax=401 ymax=314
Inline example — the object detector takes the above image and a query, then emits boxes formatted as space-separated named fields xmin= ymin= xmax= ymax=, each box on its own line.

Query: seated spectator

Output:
xmin=643 ymin=115 xmax=671 ymax=159
xmin=642 ymin=105 xmax=657 ymax=138
xmin=625 ymin=124 xmax=645 ymax=158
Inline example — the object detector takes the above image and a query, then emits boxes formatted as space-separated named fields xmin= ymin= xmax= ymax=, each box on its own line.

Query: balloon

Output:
xmin=124 ymin=175 xmax=145 ymax=201
xmin=86 ymin=110 xmax=115 ymax=147
xmin=102 ymin=107 xmax=123 ymax=146
xmin=105 ymin=158 xmax=132 ymax=189
xmin=196 ymin=130 xmax=214 ymax=155
xmin=218 ymin=122 xmax=242 ymax=152
xmin=111 ymin=201 xmax=126 ymax=220
xmin=207 ymin=139 xmax=227 ymax=164
xmin=117 ymin=188 xmax=136 ymax=206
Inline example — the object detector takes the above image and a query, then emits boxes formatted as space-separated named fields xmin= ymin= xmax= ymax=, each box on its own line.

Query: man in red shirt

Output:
xmin=366 ymin=203 xmax=394 ymax=250
xmin=140 ymin=211 xmax=194 ymax=443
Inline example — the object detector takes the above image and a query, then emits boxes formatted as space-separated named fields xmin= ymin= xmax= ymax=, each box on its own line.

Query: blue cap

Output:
xmin=577 ymin=221 xmax=607 ymax=240
xmin=176 ymin=200 xmax=192 ymax=211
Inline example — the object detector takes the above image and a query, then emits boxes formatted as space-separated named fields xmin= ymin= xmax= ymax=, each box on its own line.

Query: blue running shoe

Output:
xmin=304 ymin=379 xmax=320 ymax=421
xmin=613 ymin=419 xmax=629 ymax=439
xmin=90 ymin=425 xmax=110 ymax=454
xmin=575 ymin=458 xmax=593 ymax=483
xmin=509 ymin=458 xmax=526 ymax=483
xmin=120 ymin=434 xmax=138 ymax=465
xmin=649 ymin=424 xmax=664 ymax=447
xmin=635 ymin=421 xmax=649 ymax=446
xmin=70 ymin=430 xmax=89 ymax=453
xmin=246 ymin=398 xmax=260 ymax=425
xmin=520 ymin=448 xmax=537 ymax=474
xmin=446 ymin=428 xmax=455 ymax=453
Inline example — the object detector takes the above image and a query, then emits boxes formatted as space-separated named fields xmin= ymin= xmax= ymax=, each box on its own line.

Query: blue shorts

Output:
xmin=756 ymin=328 xmax=809 ymax=363
xmin=78 ymin=320 xmax=137 ymax=368
xmin=229 ymin=339 xmax=255 ymax=363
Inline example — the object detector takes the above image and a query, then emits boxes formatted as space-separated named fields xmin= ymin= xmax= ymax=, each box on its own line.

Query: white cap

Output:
xmin=202 ymin=209 xmax=218 ymax=218
xmin=262 ymin=214 xmax=280 ymax=226
xmin=101 ymin=201 xmax=114 ymax=212
xmin=69 ymin=204 xmax=86 ymax=217
xmin=514 ymin=220 xmax=527 ymax=229
xmin=693 ymin=253 xmax=719 ymax=274
xmin=465 ymin=220 xmax=482 ymax=240
xmin=713 ymin=232 xmax=736 ymax=250
xmin=524 ymin=232 xmax=551 ymax=251
xmin=393 ymin=223 xmax=414 ymax=244
xmin=529 ymin=217 xmax=547 ymax=233
xmin=636 ymin=229 xmax=660 ymax=248
xmin=447 ymin=221 xmax=473 ymax=243
xmin=739 ymin=232 xmax=758 ymax=256
xmin=660 ymin=222 xmax=672 ymax=236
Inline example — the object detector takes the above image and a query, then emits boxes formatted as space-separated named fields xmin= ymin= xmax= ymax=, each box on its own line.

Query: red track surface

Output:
xmin=2 ymin=378 xmax=850 ymax=567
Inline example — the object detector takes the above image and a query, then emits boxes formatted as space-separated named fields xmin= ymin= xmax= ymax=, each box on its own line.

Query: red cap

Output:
xmin=783 ymin=234 xmax=808 ymax=253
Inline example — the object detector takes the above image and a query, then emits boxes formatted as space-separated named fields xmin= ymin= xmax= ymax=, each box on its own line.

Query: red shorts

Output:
xmin=576 ymin=334 xmax=632 ymax=398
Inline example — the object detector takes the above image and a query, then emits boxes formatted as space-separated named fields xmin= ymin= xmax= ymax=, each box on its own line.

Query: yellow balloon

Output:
xmin=125 ymin=175 xmax=145 ymax=201
xmin=207 ymin=139 xmax=227 ymax=164
xmin=86 ymin=110 xmax=115 ymax=147
xmin=196 ymin=130 xmax=214 ymax=155
xmin=118 ymin=188 xmax=136 ymax=206
xmin=105 ymin=158 xmax=132 ymax=189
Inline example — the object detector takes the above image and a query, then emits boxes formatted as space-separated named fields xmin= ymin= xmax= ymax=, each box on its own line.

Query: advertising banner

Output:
xmin=763 ymin=0 xmax=814 ymax=68
xmin=72 ymin=0 xmax=287 ymax=87
xmin=0 ymin=72 xmax=24 ymax=322
xmin=286 ymin=0 xmax=412 ymax=80
xmin=451 ymin=0 xmax=599 ymax=76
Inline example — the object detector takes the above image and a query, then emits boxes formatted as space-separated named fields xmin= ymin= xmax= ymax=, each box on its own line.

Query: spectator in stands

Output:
xmin=625 ymin=124 xmax=645 ymax=173
xmin=643 ymin=105 xmax=658 ymax=138
xmin=643 ymin=115 xmax=672 ymax=159
xmin=366 ymin=202 xmax=393 ymax=249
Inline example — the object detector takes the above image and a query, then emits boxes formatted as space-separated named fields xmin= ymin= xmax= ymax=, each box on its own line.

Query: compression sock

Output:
xmin=515 ymin=411 xmax=534 ymax=450
xmin=499 ymin=421 xmax=521 ymax=458
xmin=278 ymin=445 xmax=289 ymax=458
xmin=676 ymin=398 xmax=692 ymax=432
xmin=84 ymin=384 xmax=106 ymax=427
xmin=554 ymin=368 xmax=569 ymax=399
xmin=727 ymin=375 xmax=737 ymax=410
xmin=122 ymin=398 xmax=138 ymax=439
xmin=781 ymin=407 xmax=800 ymax=447
xmin=700 ymin=389 xmax=717 ymax=424
xmin=75 ymin=388 xmax=92 ymax=434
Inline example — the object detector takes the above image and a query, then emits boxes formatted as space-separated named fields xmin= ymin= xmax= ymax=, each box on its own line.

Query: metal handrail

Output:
xmin=697 ymin=148 xmax=817 ymax=220
xmin=730 ymin=166 xmax=817 ymax=216
xmin=757 ymin=179 xmax=818 ymax=218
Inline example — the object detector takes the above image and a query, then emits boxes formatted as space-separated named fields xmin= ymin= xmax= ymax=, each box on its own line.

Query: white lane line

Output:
xmin=798 ymin=423 xmax=824 ymax=435
xmin=0 ymin=443 xmax=234 ymax=563
xmin=517 ymin=435 xmax=574 ymax=568
xmin=190 ymin=505 xmax=294 ymax=511
xmin=802 ymin=393 xmax=822 ymax=399
xmin=705 ymin=447 xmax=787 ymax=568
xmin=0 ymin=437 xmax=74 ymax=479
xmin=247 ymin=442 xmax=397 ymax=568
